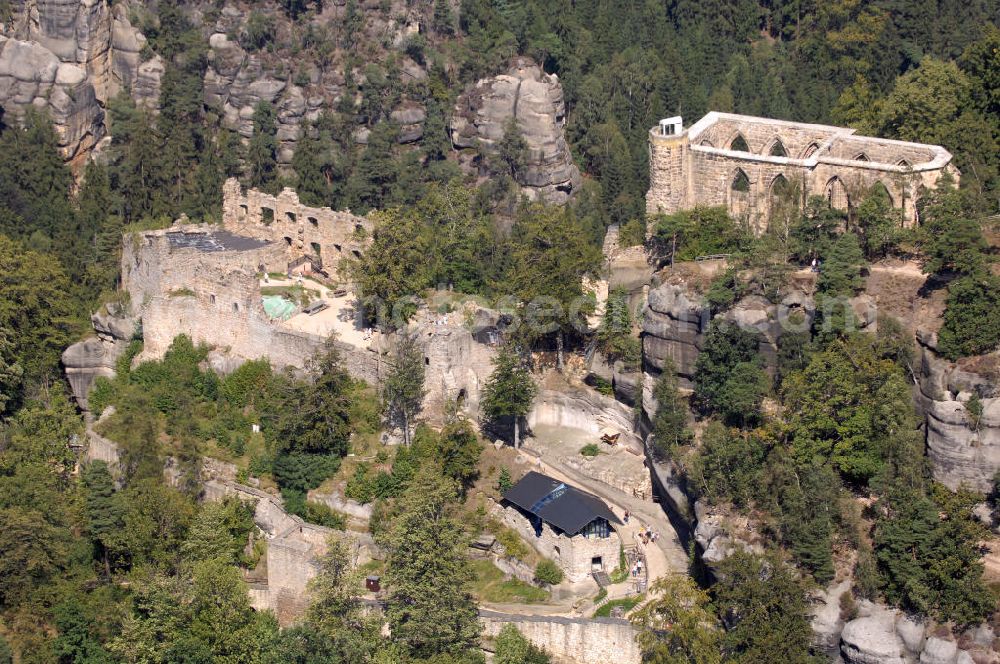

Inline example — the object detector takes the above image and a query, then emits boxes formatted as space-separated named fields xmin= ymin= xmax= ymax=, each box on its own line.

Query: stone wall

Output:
xmin=646 ymin=112 xmax=957 ymax=232
xmin=493 ymin=503 xmax=621 ymax=584
xmin=480 ymin=610 xmax=641 ymax=664
xmin=221 ymin=178 xmax=371 ymax=277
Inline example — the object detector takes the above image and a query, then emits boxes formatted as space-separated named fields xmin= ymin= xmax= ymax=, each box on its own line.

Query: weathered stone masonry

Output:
xmin=221 ymin=177 xmax=371 ymax=273
xmin=646 ymin=112 xmax=957 ymax=233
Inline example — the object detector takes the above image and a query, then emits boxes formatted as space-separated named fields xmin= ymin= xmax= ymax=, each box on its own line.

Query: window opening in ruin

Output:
xmin=425 ymin=356 xmax=430 ymax=365
xmin=897 ymin=159 xmax=911 ymax=168
xmin=284 ymin=236 xmax=292 ymax=247
xmin=731 ymin=169 xmax=750 ymax=193
xmin=210 ymin=294 xmax=216 ymax=305
xmin=768 ymin=174 xmax=796 ymax=231
xmin=553 ymin=546 xmax=561 ymax=559
xmin=239 ymin=204 xmax=248 ymax=217
xmin=262 ymin=208 xmax=274 ymax=225
xmin=729 ymin=134 xmax=750 ymax=152
xmin=286 ymin=211 xmax=297 ymax=223
xmin=769 ymin=139 xmax=787 ymax=157
xmin=233 ymin=302 xmax=239 ymax=312
xmin=352 ymin=250 xmax=362 ymax=259
xmin=825 ymin=177 xmax=849 ymax=211
xmin=871 ymin=181 xmax=894 ymax=208
xmin=699 ymin=139 xmax=714 ymax=147
xmin=801 ymin=142 xmax=820 ymax=158
xmin=310 ymin=242 xmax=321 ymax=257
xmin=854 ymin=152 xmax=870 ymax=162
xmin=456 ymin=388 xmax=466 ymax=407
xmin=308 ymin=216 xmax=318 ymax=227
xmin=591 ymin=556 xmax=603 ymax=571
xmin=334 ymin=244 xmax=342 ymax=252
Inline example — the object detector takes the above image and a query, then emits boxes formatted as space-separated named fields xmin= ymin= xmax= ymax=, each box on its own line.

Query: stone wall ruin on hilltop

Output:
xmin=646 ymin=112 xmax=958 ymax=234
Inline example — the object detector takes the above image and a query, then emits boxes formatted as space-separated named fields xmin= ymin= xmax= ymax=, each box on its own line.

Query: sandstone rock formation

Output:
xmin=1 ymin=0 xmax=156 ymax=166
xmin=642 ymin=282 xmax=708 ymax=386
xmin=916 ymin=328 xmax=1000 ymax=492
xmin=450 ymin=58 xmax=581 ymax=204
xmin=62 ymin=303 xmax=136 ymax=409
xmin=0 ymin=36 xmax=104 ymax=166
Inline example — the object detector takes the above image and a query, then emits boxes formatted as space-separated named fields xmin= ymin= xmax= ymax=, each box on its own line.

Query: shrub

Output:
xmin=494 ymin=525 xmax=530 ymax=561
xmin=497 ymin=466 xmax=513 ymax=494
xmin=580 ymin=443 xmax=600 ymax=457
xmin=534 ymin=559 xmax=564 ymax=585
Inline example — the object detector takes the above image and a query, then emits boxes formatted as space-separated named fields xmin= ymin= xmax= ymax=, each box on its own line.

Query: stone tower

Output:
xmin=645 ymin=117 xmax=690 ymax=222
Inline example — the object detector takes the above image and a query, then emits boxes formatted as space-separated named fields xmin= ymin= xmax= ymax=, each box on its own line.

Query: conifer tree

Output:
xmin=247 ymin=101 xmax=279 ymax=193
xmin=82 ymin=461 xmax=120 ymax=577
xmin=382 ymin=333 xmax=426 ymax=446
xmin=378 ymin=466 xmax=481 ymax=659
xmin=481 ymin=345 xmax=537 ymax=448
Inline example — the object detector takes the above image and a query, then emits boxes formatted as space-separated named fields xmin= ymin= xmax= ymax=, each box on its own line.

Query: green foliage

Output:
xmin=497 ymin=466 xmax=513 ymax=494
xmin=693 ymin=322 xmax=768 ymax=428
xmin=377 ymin=466 xmax=481 ymax=660
xmin=596 ymin=288 xmax=641 ymax=367
xmin=712 ymin=550 xmax=813 ymax=663
xmin=579 ymin=443 xmax=600 ymax=457
xmin=633 ymin=575 xmax=721 ymax=664
xmin=181 ymin=497 xmax=256 ymax=565
xmin=533 ymin=558 xmax=563 ymax=585
xmin=921 ymin=183 xmax=990 ymax=277
xmin=220 ymin=359 xmax=273 ymax=408
xmin=817 ymin=233 xmax=865 ymax=298
xmin=481 ymin=346 xmax=537 ymax=446
xmin=782 ymin=335 xmax=918 ymax=483
xmin=494 ymin=624 xmax=550 ymax=664
xmin=651 ymin=361 xmax=692 ymax=458
xmin=937 ymin=272 xmax=1000 ymax=359
xmin=247 ymin=101 xmax=279 ymax=192
xmin=788 ymin=197 xmax=845 ymax=265
xmin=873 ymin=486 xmax=994 ymax=625
xmin=593 ymin=595 xmax=644 ymax=618
xmin=690 ymin=423 xmax=768 ymax=507
xmin=654 ymin=207 xmax=750 ymax=264
xmin=857 ymin=185 xmax=905 ymax=259
xmin=383 ymin=333 xmax=426 ymax=445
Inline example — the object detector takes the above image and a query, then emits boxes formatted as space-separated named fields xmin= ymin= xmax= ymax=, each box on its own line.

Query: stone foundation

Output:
xmin=481 ymin=610 xmax=640 ymax=664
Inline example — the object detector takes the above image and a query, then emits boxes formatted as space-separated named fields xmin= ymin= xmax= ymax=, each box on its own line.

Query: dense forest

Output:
xmin=0 ymin=0 xmax=998 ymax=662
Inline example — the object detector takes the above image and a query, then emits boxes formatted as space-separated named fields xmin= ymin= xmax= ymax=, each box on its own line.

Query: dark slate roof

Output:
xmin=502 ymin=471 xmax=622 ymax=536
xmin=166 ymin=230 xmax=271 ymax=252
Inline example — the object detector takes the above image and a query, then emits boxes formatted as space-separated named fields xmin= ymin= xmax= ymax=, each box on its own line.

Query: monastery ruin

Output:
xmin=646 ymin=112 xmax=957 ymax=233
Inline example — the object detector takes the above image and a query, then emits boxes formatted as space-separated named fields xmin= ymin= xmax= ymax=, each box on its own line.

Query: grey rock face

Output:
xmin=841 ymin=613 xmax=907 ymax=664
xmin=62 ymin=336 xmax=124 ymax=409
xmin=915 ymin=328 xmax=1000 ymax=492
xmin=642 ymin=282 xmax=709 ymax=386
xmin=450 ymin=57 xmax=581 ymax=204
xmin=204 ymin=32 xmax=314 ymax=166
xmin=0 ymin=36 xmax=105 ymax=165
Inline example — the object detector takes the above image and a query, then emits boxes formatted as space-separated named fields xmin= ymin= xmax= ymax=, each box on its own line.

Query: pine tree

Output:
xmin=378 ymin=466 xmax=481 ymax=659
xmin=82 ymin=461 xmax=119 ymax=577
xmin=382 ymin=333 xmax=426 ymax=446
xmin=481 ymin=345 xmax=537 ymax=448
xmin=433 ymin=0 xmax=455 ymax=36
xmin=247 ymin=101 xmax=279 ymax=193
xmin=651 ymin=359 xmax=692 ymax=457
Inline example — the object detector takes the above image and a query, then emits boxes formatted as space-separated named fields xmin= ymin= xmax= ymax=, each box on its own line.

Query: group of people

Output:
xmin=630 ymin=557 xmax=644 ymax=578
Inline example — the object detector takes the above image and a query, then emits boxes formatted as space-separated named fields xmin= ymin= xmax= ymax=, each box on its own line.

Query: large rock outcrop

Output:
xmin=62 ymin=303 xmax=136 ymax=409
xmin=450 ymin=58 xmax=581 ymax=204
xmin=204 ymin=32 xmax=321 ymax=165
xmin=916 ymin=328 xmax=1000 ymax=492
xmin=642 ymin=282 xmax=708 ymax=387
xmin=0 ymin=36 xmax=104 ymax=166
xmin=1 ymin=0 xmax=155 ymax=165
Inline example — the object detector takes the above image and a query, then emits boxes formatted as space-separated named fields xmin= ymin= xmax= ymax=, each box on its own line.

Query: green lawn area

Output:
xmin=593 ymin=594 xmax=644 ymax=618
xmin=468 ymin=559 xmax=550 ymax=604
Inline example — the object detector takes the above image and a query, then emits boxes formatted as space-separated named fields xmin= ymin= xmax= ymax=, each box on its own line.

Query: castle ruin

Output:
xmin=646 ymin=112 xmax=957 ymax=233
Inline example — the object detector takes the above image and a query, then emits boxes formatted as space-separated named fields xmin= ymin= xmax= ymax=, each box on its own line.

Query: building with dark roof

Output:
xmin=499 ymin=471 xmax=623 ymax=583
